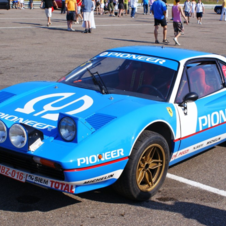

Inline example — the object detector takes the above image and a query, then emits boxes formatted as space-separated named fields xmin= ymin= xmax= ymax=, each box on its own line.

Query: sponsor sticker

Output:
xmin=27 ymin=175 xmax=75 ymax=194
xmin=77 ymin=149 xmax=124 ymax=166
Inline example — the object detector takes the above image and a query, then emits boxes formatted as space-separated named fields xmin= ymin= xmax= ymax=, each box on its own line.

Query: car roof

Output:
xmin=108 ymin=46 xmax=214 ymax=62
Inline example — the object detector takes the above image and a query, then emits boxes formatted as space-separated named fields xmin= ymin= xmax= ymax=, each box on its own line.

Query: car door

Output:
xmin=174 ymin=59 xmax=226 ymax=161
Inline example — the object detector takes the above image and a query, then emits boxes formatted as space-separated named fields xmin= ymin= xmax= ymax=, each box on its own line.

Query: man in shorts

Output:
xmin=65 ymin=0 xmax=77 ymax=31
xmin=195 ymin=0 xmax=204 ymax=24
xmin=151 ymin=0 xmax=168 ymax=44
xmin=108 ymin=0 xmax=115 ymax=16
xmin=30 ymin=0 xmax=34 ymax=9
xmin=124 ymin=0 xmax=128 ymax=15
xmin=183 ymin=0 xmax=191 ymax=23
xmin=172 ymin=0 xmax=188 ymax=45
xmin=41 ymin=0 xmax=58 ymax=26
xmin=82 ymin=0 xmax=92 ymax=33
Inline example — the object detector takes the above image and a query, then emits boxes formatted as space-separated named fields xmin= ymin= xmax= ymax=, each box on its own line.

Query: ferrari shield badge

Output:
xmin=167 ymin=107 xmax=173 ymax=117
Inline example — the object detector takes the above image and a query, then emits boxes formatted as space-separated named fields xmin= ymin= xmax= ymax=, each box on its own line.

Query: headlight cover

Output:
xmin=0 ymin=120 xmax=7 ymax=143
xmin=59 ymin=117 xmax=76 ymax=141
xmin=9 ymin=124 xmax=27 ymax=148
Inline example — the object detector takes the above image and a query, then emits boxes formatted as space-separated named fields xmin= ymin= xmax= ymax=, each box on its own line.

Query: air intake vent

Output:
xmin=0 ymin=91 xmax=15 ymax=103
xmin=86 ymin=113 xmax=116 ymax=130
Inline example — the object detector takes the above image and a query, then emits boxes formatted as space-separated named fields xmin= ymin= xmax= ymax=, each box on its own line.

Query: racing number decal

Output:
xmin=15 ymin=93 xmax=93 ymax=121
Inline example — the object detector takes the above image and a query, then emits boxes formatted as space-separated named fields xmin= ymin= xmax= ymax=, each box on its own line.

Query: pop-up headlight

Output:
xmin=59 ymin=117 xmax=76 ymax=141
xmin=9 ymin=124 xmax=27 ymax=148
xmin=0 ymin=120 xmax=7 ymax=143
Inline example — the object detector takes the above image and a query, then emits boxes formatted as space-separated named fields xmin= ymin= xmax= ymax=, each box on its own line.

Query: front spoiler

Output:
xmin=0 ymin=157 xmax=128 ymax=194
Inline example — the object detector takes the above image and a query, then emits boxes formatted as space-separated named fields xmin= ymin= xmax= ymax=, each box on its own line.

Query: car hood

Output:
xmin=0 ymin=81 xmax=160 ymax=132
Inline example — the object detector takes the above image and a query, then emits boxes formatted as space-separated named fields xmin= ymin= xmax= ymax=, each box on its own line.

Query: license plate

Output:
xmin=0 ymin=164 xmax=26 ymax=182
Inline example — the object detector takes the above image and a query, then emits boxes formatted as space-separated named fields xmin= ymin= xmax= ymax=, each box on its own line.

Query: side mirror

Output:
xmin=179 ymin=92 xmax=198 ymax=115
xmin=179 ymin=92 xmax=198 ymax=107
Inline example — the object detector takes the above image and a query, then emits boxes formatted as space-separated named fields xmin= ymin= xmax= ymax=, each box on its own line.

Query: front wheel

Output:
xmin=113 ymin=131 xmax=169 ymax=201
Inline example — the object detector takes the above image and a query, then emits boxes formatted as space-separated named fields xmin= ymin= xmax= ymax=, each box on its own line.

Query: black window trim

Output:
xmin=174 ymin=57 xmax=225 ymax=104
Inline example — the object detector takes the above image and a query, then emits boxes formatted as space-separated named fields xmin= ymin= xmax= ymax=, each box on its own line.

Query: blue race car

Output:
xmin=0 ymin=46 xmax=226 ymax=201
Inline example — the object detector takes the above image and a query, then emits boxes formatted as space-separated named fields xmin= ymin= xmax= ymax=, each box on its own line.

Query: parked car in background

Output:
xmin=214 ymin=5 xmax=222 ymax=14
xmin=0 ymin=0 xmax=10 ymax=9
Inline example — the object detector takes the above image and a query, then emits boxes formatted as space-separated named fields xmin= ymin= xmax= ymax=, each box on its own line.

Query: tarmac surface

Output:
xmin=0 ymin=7 xmax=226 ymax=226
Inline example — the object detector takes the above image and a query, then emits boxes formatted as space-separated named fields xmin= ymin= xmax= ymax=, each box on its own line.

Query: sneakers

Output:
xmin=173 ymin=37 xmax=180 ymax=45
xmin=163 ymin=39 xmax=169 ymax=43
xmin=155 ymin=40 xmax=160 ymax=44
xmin=67 ymin=28 xmax=74 ymax=31
xmin=75 ymin=21 xmax=79 ymax=24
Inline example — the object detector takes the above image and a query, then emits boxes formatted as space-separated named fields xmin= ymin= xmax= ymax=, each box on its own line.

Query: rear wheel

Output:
xmin=113 ymin=131 xmax=169 ymax=201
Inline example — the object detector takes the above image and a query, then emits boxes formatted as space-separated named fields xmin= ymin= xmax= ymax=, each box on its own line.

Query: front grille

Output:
xmin=0 ymin=147 xmax=64 ymax=181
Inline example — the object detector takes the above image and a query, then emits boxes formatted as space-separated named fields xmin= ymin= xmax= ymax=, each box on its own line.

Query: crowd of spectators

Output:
xmin=9 ymin=0 xmax=225 ymax=44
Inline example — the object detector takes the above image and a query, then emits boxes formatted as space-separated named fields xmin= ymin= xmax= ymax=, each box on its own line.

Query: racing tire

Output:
xmin=113 ymin=131 xmax=169 ymax=201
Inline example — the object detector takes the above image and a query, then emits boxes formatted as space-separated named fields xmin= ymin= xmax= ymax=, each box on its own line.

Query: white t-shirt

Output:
xmin=196 ymin=2 xmax=204 ymax=12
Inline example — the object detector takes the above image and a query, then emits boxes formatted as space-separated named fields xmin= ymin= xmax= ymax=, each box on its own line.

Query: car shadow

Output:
xmin=0 ymin=175 xmax=226 ymax=225
xmin=14 ymin=22 xmax=43 ymax=26
xmin=105 ymin=37 xmax=176 ymax=46
xmin=78 ymin=186 xmax=226 ymax=226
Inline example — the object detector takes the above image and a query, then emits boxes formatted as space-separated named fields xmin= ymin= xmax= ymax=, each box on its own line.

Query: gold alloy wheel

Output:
xmin=136 ymin=144 xmax=165 ymax=192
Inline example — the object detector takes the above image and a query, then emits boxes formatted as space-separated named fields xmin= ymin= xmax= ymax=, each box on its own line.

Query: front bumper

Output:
xmin=0 ymin=156 xmax=128 ymax=194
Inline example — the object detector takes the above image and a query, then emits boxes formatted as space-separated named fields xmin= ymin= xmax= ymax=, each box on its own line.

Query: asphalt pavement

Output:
xmin=0 ymin=7 xmax=226 ymax=226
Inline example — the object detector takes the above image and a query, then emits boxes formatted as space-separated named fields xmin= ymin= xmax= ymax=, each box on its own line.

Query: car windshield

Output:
xmin=59 ymin=53 xmax=178 ymax=101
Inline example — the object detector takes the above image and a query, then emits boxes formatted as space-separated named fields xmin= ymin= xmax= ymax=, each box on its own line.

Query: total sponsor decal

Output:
xmin=27 ymin=175 xmax=75 ymax=193
xmin=171 ymin=134 xmax=226 ymax=162
xmin=77 ymin=148 xmax=124 ymax=166
xmin=0 ymin=112 xmax=55 ymax=130
xmin=199 ymin=109 xmax=226 ymax=131
xmin=99 ymin=52 xmax=166 ymax=65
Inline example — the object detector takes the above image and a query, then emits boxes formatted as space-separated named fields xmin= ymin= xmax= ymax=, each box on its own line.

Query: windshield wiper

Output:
xmin=87 ymin=68 xmax=109 ymax=94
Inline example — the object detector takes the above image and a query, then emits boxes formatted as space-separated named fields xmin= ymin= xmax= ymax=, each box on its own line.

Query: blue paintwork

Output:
xmin=108 ymin=46 xmax=213 ymax=62
xmin=0 ymin=47 xmax=225 ymax=195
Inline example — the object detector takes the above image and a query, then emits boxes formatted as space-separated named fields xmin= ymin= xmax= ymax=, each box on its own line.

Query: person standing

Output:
xmin=100 ymin=0 xmax=104 ymax=15
xmin=76 ymin=0 xmax=83 ymax=23
xmin=220 ymin=0 xmax=226 ymax=21
xmin=183 ymin=0 xmax=191 ymax=23
xmin=124 ymin=0 xmax=128 ymax=15
xmin=162 ymin=0 xmax=168 ymax=19
xmin=151 ymin=0 xmax=168 ymax=44
xmin=195 ymin=0 xmax=204 ymax=24
xmin=40 ymin=0 xmax=58 ymax=26
xmin=142 ymin=0 xmax=148 ymax=15
xmin=109 ymin=0 xmax=115 ymax=16
xmin=191 ymin=0 xmax=196 ymax=18
xmin=130 ymin=0 xmax=137 ymax=18
xmin=118 ymin=0 xmax=124 ymax=17
xmin=61 ymin=0 xmax=66 ymax=13
xmin=65 ymin=0 xmax=77 ymax=31
xmin=149 ymin=0 xmax=154 ymax=15
xmin=172 ymin=0 xmax=188 ymax=45
xmin=82 ymin=0 xmax=92 ymax=33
